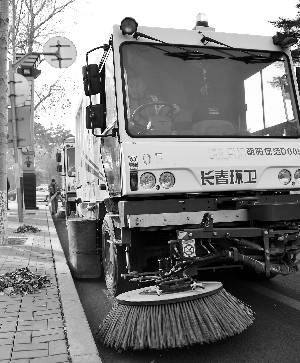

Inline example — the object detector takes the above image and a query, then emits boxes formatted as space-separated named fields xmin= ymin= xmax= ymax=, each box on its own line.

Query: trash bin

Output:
xmin=67 ymin=218 xmax=101 ymax=278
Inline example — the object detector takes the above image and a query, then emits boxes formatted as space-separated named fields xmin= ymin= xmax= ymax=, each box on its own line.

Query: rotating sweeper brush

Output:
xmin=96 ymin=277 xmax=254 ymax=351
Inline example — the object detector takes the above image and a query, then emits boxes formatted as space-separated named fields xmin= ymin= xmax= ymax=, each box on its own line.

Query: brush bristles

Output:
xmin=96 ymin=288 xmax=254 ymax=350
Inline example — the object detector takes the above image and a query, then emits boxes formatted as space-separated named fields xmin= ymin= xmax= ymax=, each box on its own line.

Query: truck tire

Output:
xmin=102 ymin=220 xmax=128 ymax=296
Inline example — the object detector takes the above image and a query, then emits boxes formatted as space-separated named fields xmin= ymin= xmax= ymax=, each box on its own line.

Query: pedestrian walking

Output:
xmin=48 ymin=179 xmax=60 ymax=215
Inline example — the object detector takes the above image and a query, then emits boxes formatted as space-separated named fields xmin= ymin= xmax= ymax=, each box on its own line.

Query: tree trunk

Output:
xmin=0 ymin=0 xmax=9 ymax=245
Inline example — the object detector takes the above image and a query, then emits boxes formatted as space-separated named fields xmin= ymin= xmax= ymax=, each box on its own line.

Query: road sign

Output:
xmin=43 ymin=36 xmax=77 ymax=68
xmin=8 ymin=106 xmax=32 ymax=148
xmin=8 ymin=73 xmax=30 ymax=106
xmin=22 ymin=151 xmax=35 ymax=172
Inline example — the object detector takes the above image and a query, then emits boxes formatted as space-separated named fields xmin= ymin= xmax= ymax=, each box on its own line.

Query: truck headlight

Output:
xmin=159 ymin=172 xmax=175 ymax=189
xmin=278 ymin=169 xmax=291 ymax=185
xmin=294 ymin=169 xmax=300 ymax=184
xmin=140 ymin=172 xmax=156 ymax=189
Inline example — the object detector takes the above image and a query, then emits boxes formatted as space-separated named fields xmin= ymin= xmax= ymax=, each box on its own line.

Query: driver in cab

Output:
xmin=128 ymin=77 xmax=162 ymax=134
xmin=127 ymin=77 xmax=180 ymax=135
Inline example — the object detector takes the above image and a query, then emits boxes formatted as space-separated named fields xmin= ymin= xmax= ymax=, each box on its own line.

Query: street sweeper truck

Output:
xmin=56 ymin=137 xmax=76 ymax=216
xmin=76 ymin=14 xmax=300 ymax=300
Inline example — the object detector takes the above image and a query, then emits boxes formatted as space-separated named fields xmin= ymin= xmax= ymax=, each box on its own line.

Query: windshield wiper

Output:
xmin=133 ymin=32 xmax=226 ymax=60
xmin=164 ymin=51 xmax=224 ymax=60
xmin=200 ymin=34 xmax=282 ymax=63
xmin=229 ymin=55 xmax=282 ymax=64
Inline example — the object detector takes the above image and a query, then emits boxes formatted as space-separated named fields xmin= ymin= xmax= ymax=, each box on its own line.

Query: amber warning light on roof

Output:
xmin=120 ymin=17 xmax=138 ymax=35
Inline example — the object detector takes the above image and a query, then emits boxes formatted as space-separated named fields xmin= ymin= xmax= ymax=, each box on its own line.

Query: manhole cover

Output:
xmin=8 ymin=238 xmax=28 ymax=245
xmin=8 ymin=212 xmax=18 ymax=215
xmin=25 ymin=212 xmax=37 ymax=215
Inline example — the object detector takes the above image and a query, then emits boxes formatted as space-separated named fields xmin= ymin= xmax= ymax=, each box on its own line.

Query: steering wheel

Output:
xmin=131 ymin=101 xmax=176 ymax=123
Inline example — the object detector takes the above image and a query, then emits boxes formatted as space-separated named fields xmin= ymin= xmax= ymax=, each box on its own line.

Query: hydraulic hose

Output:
xmin=227 ymin=250 xmax=290 ymax=275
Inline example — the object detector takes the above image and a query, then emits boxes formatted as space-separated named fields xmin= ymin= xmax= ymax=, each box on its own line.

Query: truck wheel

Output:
xmin=102 ymin=220 xmax=128 ymax=297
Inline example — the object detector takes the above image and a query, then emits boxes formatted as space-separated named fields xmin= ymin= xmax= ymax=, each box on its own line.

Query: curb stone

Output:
xmin=47 ymin=211 xmax=102 ymax=363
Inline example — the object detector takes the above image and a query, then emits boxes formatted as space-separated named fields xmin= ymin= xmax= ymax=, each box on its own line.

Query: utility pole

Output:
xmin=0 ymin=0 xmax=9 ymax=245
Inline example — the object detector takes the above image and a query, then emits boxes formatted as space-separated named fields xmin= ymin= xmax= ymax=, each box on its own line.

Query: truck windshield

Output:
xmin=121 ymin=43 xmax=299 ymax=137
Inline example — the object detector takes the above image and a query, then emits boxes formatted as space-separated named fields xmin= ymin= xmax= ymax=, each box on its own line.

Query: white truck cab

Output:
xmin=77 ymin=15 xmax=300 ymax=296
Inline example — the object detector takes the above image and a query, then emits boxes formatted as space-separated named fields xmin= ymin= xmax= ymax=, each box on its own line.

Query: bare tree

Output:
xmin=9 ymin=0 xmax=76 ymax=116
xmin=9 ymin=0 xmax=76 ymax=54
xmin=7 ymin=0 xmax=76 ymax=204
xmin=34 ymin=72 xmax=75 ymax=115
xmin=0 ymin=0 xmax=9 ymax=245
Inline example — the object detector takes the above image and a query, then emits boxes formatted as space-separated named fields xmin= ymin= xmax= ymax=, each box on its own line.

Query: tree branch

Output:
xmin=34 ymin=0 xmax=48 ymax=18
xmin=34 ymin=72 xmax=64 ymax=111
xmin=33 ymin=0 xmax=75 ymax=33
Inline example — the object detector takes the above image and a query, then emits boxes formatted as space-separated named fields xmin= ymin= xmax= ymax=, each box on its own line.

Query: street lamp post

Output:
xmin=8 ymin=37 xmax=77 ymax=222
xmin=8 ymin=62 xmax=23 ymax=222
xmin=16 ymin=54 xmax=41 ymax=210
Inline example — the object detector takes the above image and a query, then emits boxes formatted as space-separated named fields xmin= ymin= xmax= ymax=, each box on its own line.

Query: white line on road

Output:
xmin=239 ymin=280 xmax=300 ymax=311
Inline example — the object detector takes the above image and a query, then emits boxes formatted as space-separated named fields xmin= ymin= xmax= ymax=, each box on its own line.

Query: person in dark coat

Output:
xmin=48 ymin=179 xmax=60 ymax=215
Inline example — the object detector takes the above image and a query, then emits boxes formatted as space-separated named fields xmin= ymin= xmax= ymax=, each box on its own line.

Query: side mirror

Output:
xmin=86 ymin=104 xmax=106 ymax=131
xmin=82 ymin=64 xmax=101 ymax=96
xmin=56 ymin=152 xmax=61 ymax=162
xmin=57 ymin=165 xmax=62 ymax=173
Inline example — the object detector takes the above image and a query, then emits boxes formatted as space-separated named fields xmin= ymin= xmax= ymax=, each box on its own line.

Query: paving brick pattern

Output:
xmin=0 ymin=207 xmax=70 ymax=363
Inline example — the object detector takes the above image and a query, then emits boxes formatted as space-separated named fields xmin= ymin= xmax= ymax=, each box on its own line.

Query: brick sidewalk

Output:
xmin=0 ymin=203 xmax=101 ymax=363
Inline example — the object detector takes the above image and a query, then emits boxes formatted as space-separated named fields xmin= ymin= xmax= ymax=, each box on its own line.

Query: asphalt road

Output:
xmin=53 ymin=215 xmax=300 ymax=363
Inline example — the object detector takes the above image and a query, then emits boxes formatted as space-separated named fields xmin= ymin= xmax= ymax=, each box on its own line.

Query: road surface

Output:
xmin=53 ymin=214 xmax=300 ymax=363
